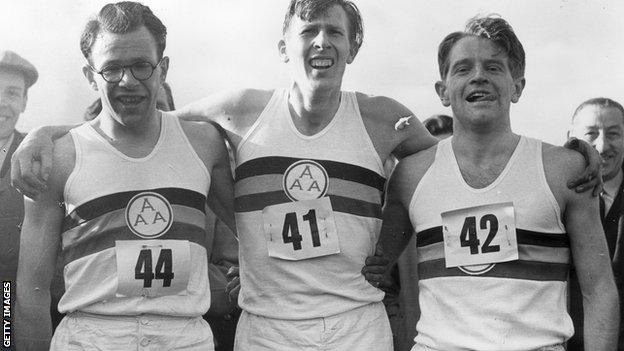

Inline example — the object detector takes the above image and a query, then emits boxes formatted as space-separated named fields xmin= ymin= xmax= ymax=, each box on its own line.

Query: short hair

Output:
xmin=572 ymin=97 xmax=624 ymax=124
xmin=80 ymin=1 xmax=167 ymax=62
xmin=437 ymin=15 xmax=525 ymax=80
xmin=282 ymin=0 xmax=363 ymax=54
xmin=424 ymin=114 xmax=453 ymax=137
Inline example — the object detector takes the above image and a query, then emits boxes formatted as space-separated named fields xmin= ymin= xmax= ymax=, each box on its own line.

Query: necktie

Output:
xmin=600 ymin=195 xmax=606 ymax=219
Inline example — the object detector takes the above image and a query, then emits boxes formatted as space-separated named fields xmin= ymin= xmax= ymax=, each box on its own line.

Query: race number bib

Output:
xmin=263 ymin=197 xmax=340 ymax=260
xmin=115 ymin=240 xmax=191 ymax=298
xmin=441 ymin=202 xmax=518 ymax=268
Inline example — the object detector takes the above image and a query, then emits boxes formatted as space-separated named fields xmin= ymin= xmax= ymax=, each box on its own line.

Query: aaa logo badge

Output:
xmin=125 ymin=192 xmax=173 ymax=239
xmin=282 ymin=160 xmax=329 ymax=201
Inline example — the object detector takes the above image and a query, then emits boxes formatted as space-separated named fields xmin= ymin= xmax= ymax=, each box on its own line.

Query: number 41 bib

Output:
xmin=441 ymin=202 xmax=518 ymax=268
xmin=262 ymin=197 xmax=340 ymax=260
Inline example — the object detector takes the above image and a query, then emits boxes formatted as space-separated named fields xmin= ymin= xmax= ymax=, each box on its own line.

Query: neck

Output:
xmin=451 ymin=127 xmax=519 ymax=165
xmin=288 ymin=83 xmax=342 ymax=135
xmin=604 ymin=169 xmax=623 ymax=190
xmin=97 ymin=110 xmax=161 ymax=141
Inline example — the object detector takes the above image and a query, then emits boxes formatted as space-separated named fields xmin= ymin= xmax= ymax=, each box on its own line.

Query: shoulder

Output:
xmin=355 ymin=92 xmax=412 ymax=123
xmin=542 ymin=142 xmax=586 ymax=182
xmin=541 ymin=141 xmax=586 ymax=207
xmin=179 ymin=119 xmax=227 ymax=153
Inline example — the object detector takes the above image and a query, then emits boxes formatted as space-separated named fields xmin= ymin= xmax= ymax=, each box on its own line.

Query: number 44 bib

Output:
xmin=441 ymin=202 xmax=518 ymax=268
xmin=263 ymin=197 xmax=340 ymax=260
xmin=115 ymin=240 xmax=191 ymax=298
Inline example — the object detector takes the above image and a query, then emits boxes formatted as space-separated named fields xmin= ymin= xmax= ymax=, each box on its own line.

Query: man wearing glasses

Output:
xmin=15 ymin=2 xmax=234 ymax=350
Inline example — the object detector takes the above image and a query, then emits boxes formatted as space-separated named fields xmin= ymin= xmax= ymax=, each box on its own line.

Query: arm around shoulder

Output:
xmin=377 ymin=148 xmax=437 ymax=264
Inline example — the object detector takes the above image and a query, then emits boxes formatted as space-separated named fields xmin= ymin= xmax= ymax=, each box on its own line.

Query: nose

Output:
xmin=593 ymin=132 xmax=609 ymax=154
xmin=470 ymin=65 xmax=488 ymax=84
xmin=313 ymin=30 xmax=331 ymax=50
xmin=118 ymin=67 xmax=139 ymax=87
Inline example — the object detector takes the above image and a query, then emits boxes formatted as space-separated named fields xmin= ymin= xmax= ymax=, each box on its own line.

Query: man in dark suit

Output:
xmin=568 ymin=97 xmax=624 ymax=350
xmin=0 ymin=50 xmax=38 ymax=349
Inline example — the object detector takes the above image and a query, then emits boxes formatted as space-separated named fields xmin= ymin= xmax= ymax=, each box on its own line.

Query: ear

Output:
xmin=82 ymin=65 xmax=98 ymax=91
xmin=159 ymin=56 xmax=169 ymax=83
xmin=435 ymin=80 xmax=451 ymax=107
xmin=278 ymin=39 xmax=288 ymax=63
xmin=511 ymin=77 xmax=526 ymax=103
xmin=346 ymin=43 xmax=359 ymax=64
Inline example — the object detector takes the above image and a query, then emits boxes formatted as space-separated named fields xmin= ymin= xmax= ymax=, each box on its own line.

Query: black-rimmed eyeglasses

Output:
xmin=89 ymin=58 xmax=164 ymax=83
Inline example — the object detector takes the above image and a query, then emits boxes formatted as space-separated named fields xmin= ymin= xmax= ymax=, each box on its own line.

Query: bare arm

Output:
xmin=362 ymin=150 xmax=434 ymax=283
xmin=15 ymin=138 xmax=71 ymax=350
xmin=546 ymin=147 xmax=618 ymax=350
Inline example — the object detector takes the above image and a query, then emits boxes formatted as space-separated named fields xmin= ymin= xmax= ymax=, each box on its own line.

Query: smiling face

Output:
xmin=569 ymin=105 xmax=624 ymax=181
xmin=84 ymin=25 xmax=168 ymax=128
xmin=435 ymin=36 xmax=525 ymax=129
xmin=0 ymin=69 xmax=27 ymax=140
xmin=279 ymin=4 xmax=356 ymax=93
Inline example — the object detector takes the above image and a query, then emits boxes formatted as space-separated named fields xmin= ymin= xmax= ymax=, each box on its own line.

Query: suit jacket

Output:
xmin=0 ymin=131 xmax=25 ymax=284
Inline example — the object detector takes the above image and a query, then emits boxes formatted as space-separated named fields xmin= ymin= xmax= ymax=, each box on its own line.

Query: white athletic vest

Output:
xmin=59 ymin=113 xmax=211 ymax=316
xmin=235 ymin=89 xmax=386 ymax=319
xmin=411 ymin=136 xmax=573 ymax=350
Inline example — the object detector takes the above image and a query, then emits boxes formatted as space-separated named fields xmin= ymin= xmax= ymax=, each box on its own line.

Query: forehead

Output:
xmin=0 ymin=69 xmax=26 ymax=91
xmin=574 ymin=106 xmax=624 ymax=128
xmin=90 ymin=26 xmax=158 ymax=66
xmin=449 ymin=36 xmax=508 ymax=64
xmin=288 ymin=4 xmax=349 ymax=32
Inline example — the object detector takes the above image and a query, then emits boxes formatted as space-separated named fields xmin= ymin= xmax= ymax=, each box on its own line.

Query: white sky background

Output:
xmin=1 ymin=0 xmax=623 ymax=145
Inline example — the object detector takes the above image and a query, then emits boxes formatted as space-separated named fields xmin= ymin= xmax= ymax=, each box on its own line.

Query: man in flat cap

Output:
xmin=0 ymin=49 xmax=38 ymax=348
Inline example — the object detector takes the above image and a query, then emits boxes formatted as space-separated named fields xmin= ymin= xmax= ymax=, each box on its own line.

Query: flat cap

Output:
xmin=0 ymin=50 xmax=38 ymax=88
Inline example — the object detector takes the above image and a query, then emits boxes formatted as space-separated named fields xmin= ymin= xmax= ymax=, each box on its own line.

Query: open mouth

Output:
xmin=116 ymin=95 xmax=146 ymax=105
xmin=309 ymin=58 xmax=334 ymax=69
xmin=466 ymin=91 xmax=496 ymax=103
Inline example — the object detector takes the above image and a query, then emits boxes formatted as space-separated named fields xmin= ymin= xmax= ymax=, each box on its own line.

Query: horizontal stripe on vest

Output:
xmin=419 ymin=258 xmax=569 ymax=281
xmin=235 ymin=156 xmax=385 ymax=192
xmin=63 ymin=188 xmax=206 ymax=231
xmin=416 ymin=226 xmax=569 ymax=248
xmin=235 ymin=174 xmax=382 ymax=204
xmin=235 ymin=192 xmax=382 ymax=218
xmin=62 ymin=222 xmax=207 ymax=265
xmin=62 ymin=205 xmax=206 ymax=248
xmin=416 ymin=241 xmax=570 ymax=264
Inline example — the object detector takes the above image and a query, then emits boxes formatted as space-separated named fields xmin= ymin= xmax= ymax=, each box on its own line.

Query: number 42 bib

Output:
xmin=441 ymin=202 xmax=518 ymax=268
xmin=262 ymin=197 xmax=340 ymax=260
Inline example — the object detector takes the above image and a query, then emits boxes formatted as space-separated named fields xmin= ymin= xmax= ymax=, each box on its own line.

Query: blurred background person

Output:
xmin=0 ymin=50 xmax=37 ymax=350
xmin=567 ymin=97 xmax=624 ymax=351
